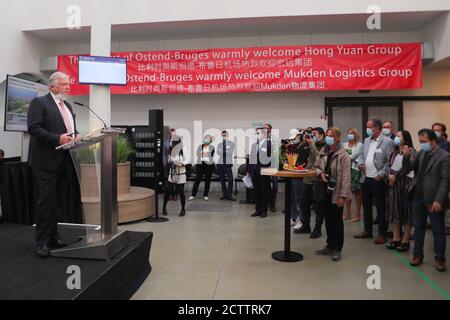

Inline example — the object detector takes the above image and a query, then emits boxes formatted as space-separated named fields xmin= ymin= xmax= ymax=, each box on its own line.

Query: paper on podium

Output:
xmin=243 ymin=175 xmax=253 ymax=189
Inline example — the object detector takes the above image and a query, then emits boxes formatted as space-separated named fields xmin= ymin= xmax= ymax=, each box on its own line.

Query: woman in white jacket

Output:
xmin=163 ymin=136 xmax=189 ymax=217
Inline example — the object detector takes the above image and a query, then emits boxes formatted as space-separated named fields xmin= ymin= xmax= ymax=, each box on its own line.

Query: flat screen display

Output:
xmin=78 ymin=56 xmax=127 ymax=86
xmin=4 ymin=75 xmax=49 ymax=132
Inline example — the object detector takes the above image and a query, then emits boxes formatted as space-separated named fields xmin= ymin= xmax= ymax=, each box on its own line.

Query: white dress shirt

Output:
xmin=201 ymin=145 xmax=210 ymax=162
xmin=51 ymin=92 xmax=74 ymax=134
xmin=365 ymin=135 xmax=380 ymax=178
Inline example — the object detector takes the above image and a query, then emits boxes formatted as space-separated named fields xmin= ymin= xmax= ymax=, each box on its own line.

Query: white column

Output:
xmin=89 ymin=0 xmax=111 ymax=131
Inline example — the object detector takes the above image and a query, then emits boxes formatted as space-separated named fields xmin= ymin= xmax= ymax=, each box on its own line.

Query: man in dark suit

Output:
xmin=405 ymin=129 xmax=449 ymax=272
xmin=217 ymin=130 xmax=236 ymax=201
xmin=27 ymin=72 xmax=81 ymax=258
xmin=247 ymin=128 xmax=272 ymax=218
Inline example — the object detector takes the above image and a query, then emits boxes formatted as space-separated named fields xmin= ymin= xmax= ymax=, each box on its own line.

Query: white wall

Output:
xmin=21 ymin=0 xmax=450 ymax=31
xmin=0 ymin=1 xmax=56 ymax=158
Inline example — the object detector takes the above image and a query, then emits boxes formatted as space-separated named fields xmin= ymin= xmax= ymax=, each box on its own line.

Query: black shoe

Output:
xmin=269 ymin=207 xmax=276 ymax=213
xmin=179 ymin=209 xmax=186 ymax=217
xmin=37 ymin=245 xmax=50 ymax=258
xmin=227 ymin=197 xmax=237 ymax=201
xmin=309 ymin=229 xmax=322 ymax=239
xmin=220 ymin=197 xmax=227 ymax=200
xmin=316 ymin=246 xmax=332 ymax=256
xmin=49 ymin=238 xmax=68 ymax=249
xmin=260 ymin=212 xmax=267 ymax=218
xmin=331 ymin=250 xmax=342 ymax=261
xmin=251 ymin=211 xmax=261 ymax=217
xmin=294 ymin=226 xmax=311 ymax=234
xmin=386 ymin=240 xmax=401 ymax=250
xmin=163 ymin=208 xmax=168 ymax=216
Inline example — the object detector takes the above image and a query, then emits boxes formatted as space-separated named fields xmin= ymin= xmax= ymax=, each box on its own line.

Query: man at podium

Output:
xmin=27 ymin=72 xmax=81 ymax=258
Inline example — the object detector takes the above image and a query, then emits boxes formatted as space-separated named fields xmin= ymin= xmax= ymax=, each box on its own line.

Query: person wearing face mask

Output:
xmin=313 ymin=127 xmax=351 ymax=261
xmin=189 ymin=135 xmax=215 ymax=201
xmin=264 ymin=123 xmax=278 ymax=212
xmin=431 ymin=123 xmax=450 ymax=237
xmin=163 ymin=136 xmax=188 ymax=217
xmin=27 ymin=72 xmax=82 ymax=258
xmin=386 ymin=130 xmax=415 ymax=252
xmin=217 ymin=130 xmax=236 ymax=201
xmin=404 ymin=129 xmax=449 ymax=272
xmin=382 ymin=121 xmax=396 ymax=140
xmin=247 ymin=128 xmax=272 ymax=218
xmin=343 ymin=128 xmax=364 ymax=222
xmin=163 ymin=128 xmax=176 ymax=179
xmin=312 ymin=127 xmax=326 ymax=151
xmin=431 ymin=122 xmax=450 ymax=153
xmin=286 ymin=129 xmax=307 ymax=230
xmin=355 ymin=118 xmax=394 ymax=244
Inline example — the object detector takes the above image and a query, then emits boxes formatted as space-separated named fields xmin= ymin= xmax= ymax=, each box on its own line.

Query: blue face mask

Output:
xmin=421 ymin=142 xmax=432 ymax=153
xmin=313 ymin=136 xmax=318 ymax=143
xmin=394 ymin=137 xmax=402 ymax=146
xmin=325 ymin=136 xmax=335 ymax=146
xmin=347 ymin=134 xmax=355 ymax=141
xmin=434 ymin=131 xmax=442 ymax=139
xmin=366 ymin=128 xmax=373 ymax=137
xmin=292 ymin=139 xmax=300 ymax=145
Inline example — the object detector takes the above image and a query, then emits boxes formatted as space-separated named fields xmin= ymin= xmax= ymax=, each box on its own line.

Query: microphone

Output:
xmin=74 ymin=101 xmax=107 ymax=128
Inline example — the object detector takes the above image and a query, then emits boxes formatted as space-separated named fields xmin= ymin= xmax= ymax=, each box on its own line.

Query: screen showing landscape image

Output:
xmin=4 ymin=76 xmax=48 ymax=132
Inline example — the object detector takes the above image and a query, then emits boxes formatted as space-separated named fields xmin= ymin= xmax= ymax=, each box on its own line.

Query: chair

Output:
xmin=234 ymin=164 xmax=247 ymax=195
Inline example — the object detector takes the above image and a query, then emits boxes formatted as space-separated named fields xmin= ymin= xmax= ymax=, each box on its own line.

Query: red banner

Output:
xmin=58 ymin=43 xmax=422 ymax=96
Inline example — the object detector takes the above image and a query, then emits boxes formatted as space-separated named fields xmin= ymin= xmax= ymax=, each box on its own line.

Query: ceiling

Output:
xmin=25 ymin=11 xmax=446 ymax=42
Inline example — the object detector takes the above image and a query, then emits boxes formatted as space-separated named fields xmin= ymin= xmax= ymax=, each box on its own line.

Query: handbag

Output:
xmin=312 ymin=180 xmax=328 ymax=203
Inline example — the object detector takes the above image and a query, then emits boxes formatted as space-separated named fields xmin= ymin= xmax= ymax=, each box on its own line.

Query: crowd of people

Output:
xmin=162 ymin=120 xmax=450 ymax=272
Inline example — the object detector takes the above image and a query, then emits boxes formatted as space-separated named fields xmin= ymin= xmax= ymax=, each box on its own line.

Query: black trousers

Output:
xmin=316 ymin=197 xmax=344 ymax=252
xmin=33 ymin=157 xmax=75 ymax=247
xmin=192 ymin=163 xmax=214 ymax=197
xmin=300 ymin=183 xmax=324 ymax=230
xmin=362 ymin=178 xmax=387 ymax=236
xmin=251 ymin=173 xmax=272 ymax=214
xmin=164 ymin=182 xmax=186 ymax=210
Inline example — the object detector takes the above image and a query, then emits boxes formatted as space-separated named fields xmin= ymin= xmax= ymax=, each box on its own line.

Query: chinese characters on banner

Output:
xmin=58 ymin=43 xmax=422 ymax=96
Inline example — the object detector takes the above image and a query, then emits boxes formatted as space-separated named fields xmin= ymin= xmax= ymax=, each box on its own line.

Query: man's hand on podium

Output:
xmin=59 ymin=133 xmax=73 ymax=145
xmin=75 ymin=134 xmax=82 ymax=142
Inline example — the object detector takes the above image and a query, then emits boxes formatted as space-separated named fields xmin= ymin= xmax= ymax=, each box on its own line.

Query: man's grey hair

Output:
xmin=48 ymin=72 xmax=69 ymax=88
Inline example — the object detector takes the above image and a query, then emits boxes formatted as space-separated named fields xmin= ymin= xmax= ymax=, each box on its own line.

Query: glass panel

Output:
xmin=368 ymin=106 xmax=399 ymax=132
xmin=70 ymin=140 xmax=103 ymax=243
xmin=332 ymin=106 xmax=363 ymax=142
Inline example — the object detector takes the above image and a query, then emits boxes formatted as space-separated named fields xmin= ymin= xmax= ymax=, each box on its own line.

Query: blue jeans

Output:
xmin=218 ymin=165 xmax=233 ymax=199
xmin=291 ymin=179 xmax=303 ymax=220
xmin=412 ymin=198 xmax=446 ymax=261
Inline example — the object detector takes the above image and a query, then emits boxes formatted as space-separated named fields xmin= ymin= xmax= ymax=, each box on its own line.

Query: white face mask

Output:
xmin=55 ymin=93 xmax=67 ymax=101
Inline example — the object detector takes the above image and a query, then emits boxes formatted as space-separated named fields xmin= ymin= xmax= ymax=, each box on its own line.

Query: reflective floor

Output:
xmin=122 ymin=192 xmax=450 ymax=300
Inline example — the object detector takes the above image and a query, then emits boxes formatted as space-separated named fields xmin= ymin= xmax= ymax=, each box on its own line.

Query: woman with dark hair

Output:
xmin=163 ymin=135 xmax=188 ymax=217
xmin=386 ymin=130 xmax=415 ymax=251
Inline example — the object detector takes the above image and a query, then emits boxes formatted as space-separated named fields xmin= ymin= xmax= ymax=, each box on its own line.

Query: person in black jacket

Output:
xmin=27 ymin=72 xmax=81 ymax=258
xmin=189 ymin=135 xmax=215 ymax=201
xmin=247 ymin=128 xmax=272 ymax=218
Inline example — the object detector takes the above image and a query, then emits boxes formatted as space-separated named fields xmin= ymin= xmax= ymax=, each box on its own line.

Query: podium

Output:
xmin=50 ymin=127 xmax=131 ymax=260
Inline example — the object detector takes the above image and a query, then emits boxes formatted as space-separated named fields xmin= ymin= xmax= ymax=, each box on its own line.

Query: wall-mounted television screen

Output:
xmin=4 ymin=75 xmax=49 ymax=132
xmin=78 ymin=56 xmax=127 ymax=86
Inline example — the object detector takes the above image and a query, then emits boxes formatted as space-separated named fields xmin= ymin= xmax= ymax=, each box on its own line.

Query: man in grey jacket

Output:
xmin=406 ymin=129 xmax=449 ymax=272
xmin=354 ymin=118 xmax=394 ymax=244
xmin=217 ymin=130 xmax=236 ymax=201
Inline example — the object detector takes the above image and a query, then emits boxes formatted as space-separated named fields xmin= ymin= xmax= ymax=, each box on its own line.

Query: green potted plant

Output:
xmin=80 ymin=135 xmax=135 ymax=198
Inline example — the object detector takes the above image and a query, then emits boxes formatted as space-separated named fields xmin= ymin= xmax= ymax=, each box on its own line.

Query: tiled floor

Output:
xmin=122 ymin=192 xmax=450 ymax=300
